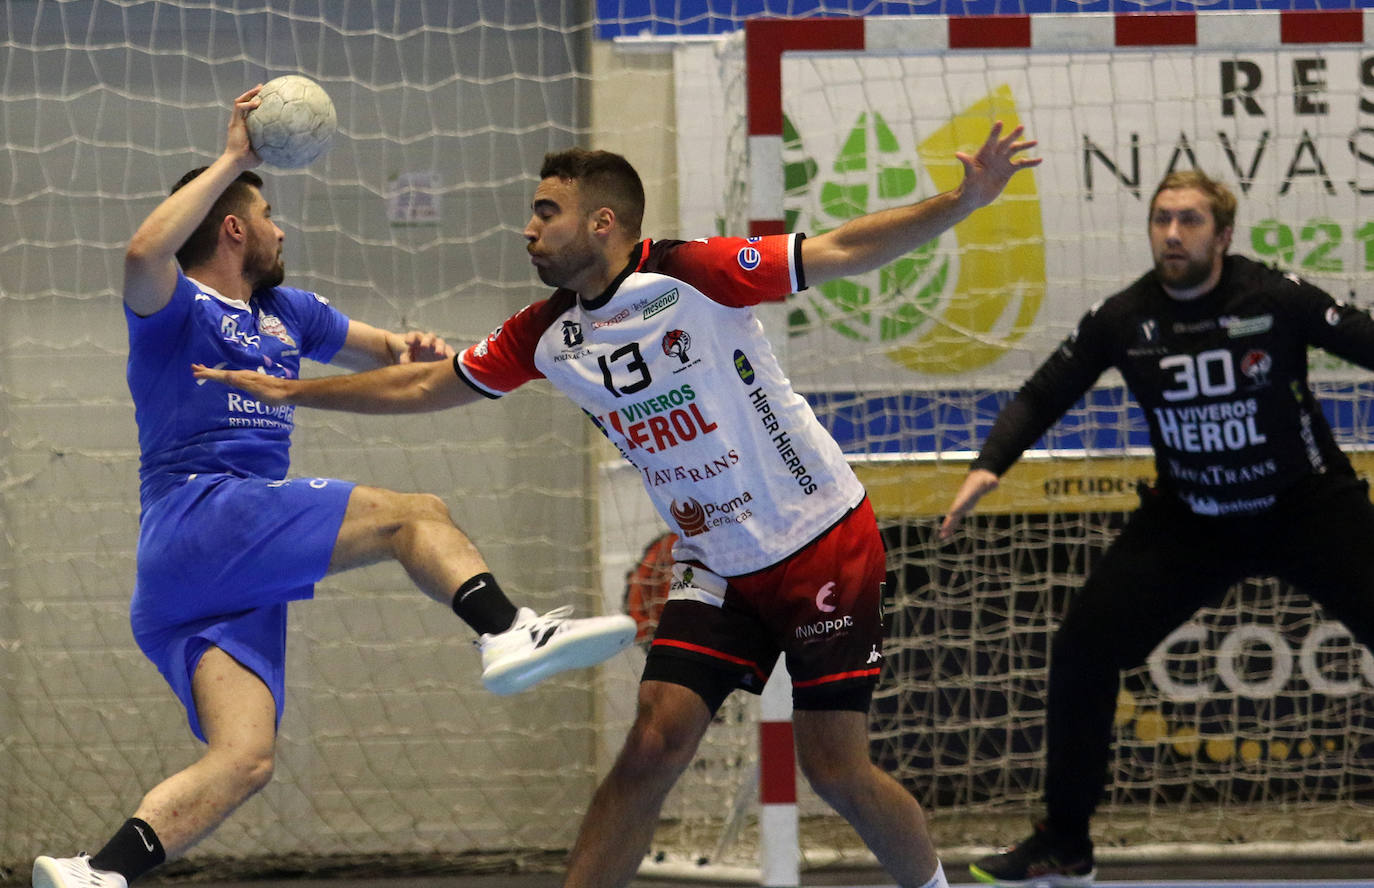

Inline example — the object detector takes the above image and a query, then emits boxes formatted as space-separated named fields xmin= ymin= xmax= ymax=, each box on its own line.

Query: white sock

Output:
xmin=917 ymin=860 xmax=948 ymax=888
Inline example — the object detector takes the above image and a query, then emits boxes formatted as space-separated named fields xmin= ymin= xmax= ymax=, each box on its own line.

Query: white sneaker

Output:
xmin=32 ymin=855 xmax=128 ymax=888
xmin=478 ymin=606 xmax=636 ymax=695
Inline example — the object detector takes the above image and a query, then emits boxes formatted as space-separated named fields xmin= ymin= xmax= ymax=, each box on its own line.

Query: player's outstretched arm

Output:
xmin=123 ymin=87 xmax=263 ymax=318
xmin=938 ymin=468 xmax=1000 ymax=540
xmin=331 ymin=319 xmax=455 ymax=371
xmin=801 ymin=121 xmax=1040 ymax=287
xmin=191 ymin=359 xmax=482 ymax=414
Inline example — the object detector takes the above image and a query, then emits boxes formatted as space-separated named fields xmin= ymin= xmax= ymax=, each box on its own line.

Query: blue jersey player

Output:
xmin=31 ymin=86 xmax=635 ymax=888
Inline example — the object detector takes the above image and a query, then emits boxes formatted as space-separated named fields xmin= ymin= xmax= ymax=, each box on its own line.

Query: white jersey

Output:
xmin=457 ymin=235 xmax=865 ymax=577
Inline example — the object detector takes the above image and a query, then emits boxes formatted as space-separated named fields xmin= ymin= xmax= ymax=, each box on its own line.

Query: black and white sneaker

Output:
xmin=969 ymin=822 xmax=1096 ymax=887
xmin=478 ymin=606 xmax=636 ymax=695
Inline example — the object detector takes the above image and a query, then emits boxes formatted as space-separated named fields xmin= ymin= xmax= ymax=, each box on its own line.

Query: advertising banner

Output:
xmin=677 ymin=37 xmax=1374 ymax=391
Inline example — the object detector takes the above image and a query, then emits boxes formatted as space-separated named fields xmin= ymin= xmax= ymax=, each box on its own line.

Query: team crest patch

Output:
xmin=258 ymin=313 xmax=297 ymax=347
xmin=1240 ymin=349 xmax=1272 ymax=386
xmin=662 ymin=329 xmax=692 ymax=364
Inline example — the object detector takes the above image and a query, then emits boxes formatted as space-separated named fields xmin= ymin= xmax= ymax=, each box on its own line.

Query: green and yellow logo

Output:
xmin=784 ymin=86 xmax=1046 ymax=375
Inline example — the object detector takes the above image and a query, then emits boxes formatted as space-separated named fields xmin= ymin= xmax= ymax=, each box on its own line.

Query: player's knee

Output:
xmin=382 ymin=491 xmax=456 ymax=537
xmin=400 ymin=491 xmax=451 ymax=523
xmin=801 ymin=753 xmax=910 ymax=822
xmin=618 ymin=714 xmax=698 ymax=779
xmin=238 ymin=749 xmax=275 ymax=796
xmin=796 ymin=747 xmax=857 ymax=802
xmin=207 ymin=744 xmax=275 ymax=800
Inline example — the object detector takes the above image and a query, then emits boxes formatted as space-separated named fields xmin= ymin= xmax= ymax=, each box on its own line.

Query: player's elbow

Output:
xmin=414 ymin=366 xmax=465 ymax=411
xmin=125 ymin=228 xmax=168 ymax=269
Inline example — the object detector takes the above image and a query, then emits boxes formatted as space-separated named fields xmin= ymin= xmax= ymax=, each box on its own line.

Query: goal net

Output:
xmin=1 ymin=1 xmax=629 ymax=878
xmin=636 ymin=4 xmax=1374 ymax=872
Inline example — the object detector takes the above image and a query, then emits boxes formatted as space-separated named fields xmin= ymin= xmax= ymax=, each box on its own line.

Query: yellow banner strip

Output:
xmin=854 ymin=451 xmax=1374 ymax=519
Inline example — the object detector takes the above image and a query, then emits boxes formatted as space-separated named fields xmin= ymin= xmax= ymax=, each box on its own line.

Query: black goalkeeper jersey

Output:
xmin=974 ymin=255 xmax=1374 ymax=516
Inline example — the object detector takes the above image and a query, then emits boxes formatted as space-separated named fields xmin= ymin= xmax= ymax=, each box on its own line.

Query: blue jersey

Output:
xmin=126 ymin=271 xmax=350 ymax=506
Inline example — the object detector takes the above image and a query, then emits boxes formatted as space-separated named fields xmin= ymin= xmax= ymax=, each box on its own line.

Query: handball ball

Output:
xmin=246 ymin=75 xmax=336 ymax=168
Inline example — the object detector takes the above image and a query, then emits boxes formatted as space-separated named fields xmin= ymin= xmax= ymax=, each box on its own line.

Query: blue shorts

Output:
xmin=131 ymin=473 xmax=354 ymax=741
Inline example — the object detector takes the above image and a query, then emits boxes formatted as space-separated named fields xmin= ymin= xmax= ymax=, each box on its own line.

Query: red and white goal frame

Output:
xmin=744 ymin=8 xmax=1369 ymax=235
xmin=727 ymin=7 xmax=1374 ymax=884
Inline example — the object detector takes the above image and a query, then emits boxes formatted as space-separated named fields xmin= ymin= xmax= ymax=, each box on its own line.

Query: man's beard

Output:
xmin=254 ymin=261 xmax=285 ymax=290
xmin=534 ymin=263 xmax=561 ymax=288
xmin=533 ymin=240 xmax=597 ymax=289
xmin=1154 ymin=254 xmax=1214 ymax=291
xmin=248 ymin=252 xmax=285 ymax=290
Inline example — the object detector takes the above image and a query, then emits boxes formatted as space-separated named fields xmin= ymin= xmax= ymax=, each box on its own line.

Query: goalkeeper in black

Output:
xmin=940 ymin=169 xmax=1374 ymax=887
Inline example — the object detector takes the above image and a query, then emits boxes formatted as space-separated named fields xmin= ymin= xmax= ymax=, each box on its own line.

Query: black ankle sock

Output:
xmin=91 ymin=817 xmax=165 ymax=883
xmin=451 ymin=572 xmax=518 ymax=635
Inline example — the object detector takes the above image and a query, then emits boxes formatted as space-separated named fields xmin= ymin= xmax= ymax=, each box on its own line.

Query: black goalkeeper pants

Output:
xmin=1043 ymin=472 xmax=1374 ymax=839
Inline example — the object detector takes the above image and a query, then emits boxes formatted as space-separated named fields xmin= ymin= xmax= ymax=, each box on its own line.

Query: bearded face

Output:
xmin=524 ymin=176 xmax=604 ymax=291
xmin=235 ymin=187 xmax=286 ymax=291
xmin=244 ymin=217 xmax=285 ymax=290
xmin=1148 ymin=187 xmax=1230 ymax=298
xmin=530 ymin=226 xmax=599 ymax=289
xmin=1152 ymin=249 xmax=1216 ymax=291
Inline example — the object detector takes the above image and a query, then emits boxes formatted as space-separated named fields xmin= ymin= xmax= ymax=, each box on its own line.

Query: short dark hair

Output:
xmin=539 ymin=148 xmax=645 ymax=239
xmin=1150 ymin=169 xmax=1237 ymax=233
xmin=170 ymin=167 xmax=264 ymax=269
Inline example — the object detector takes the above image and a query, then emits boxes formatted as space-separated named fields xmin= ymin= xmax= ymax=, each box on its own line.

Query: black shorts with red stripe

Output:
xmin=642 ymin=498 xmax=886 ymax=714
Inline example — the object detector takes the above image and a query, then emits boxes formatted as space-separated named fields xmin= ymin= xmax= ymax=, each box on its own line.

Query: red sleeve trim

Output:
xmin=653 ymin=234 xmax=799 ymax=308
xmin=456 ymin=292 xmax=574 ymax=395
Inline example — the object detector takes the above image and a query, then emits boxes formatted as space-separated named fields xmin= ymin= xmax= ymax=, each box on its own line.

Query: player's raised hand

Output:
xmin=192 ymin=363 xmax=294 ymax=405
xmin=938 ymin=468 xmax=1001 ymax=540
xmin=955 ymin=121 xmax=1041 ymax=209
xmin=398 ymin=330 xmax=454 ymax=363
xmin=228 ymin=86 xmax=264 ymax=168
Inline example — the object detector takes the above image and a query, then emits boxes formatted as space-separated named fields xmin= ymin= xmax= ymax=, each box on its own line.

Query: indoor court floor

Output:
xmin=139 ymin=862 xmax=1374 ymax=888
xmin=144 ymin=878 xmax=1374 ymax=888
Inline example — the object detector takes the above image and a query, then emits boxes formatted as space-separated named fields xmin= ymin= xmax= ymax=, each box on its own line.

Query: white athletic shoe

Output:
xmin=32 ymin=855 xmax=128 ymax=888
xmin=478 ymin=605 xmax=636 ymax=695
